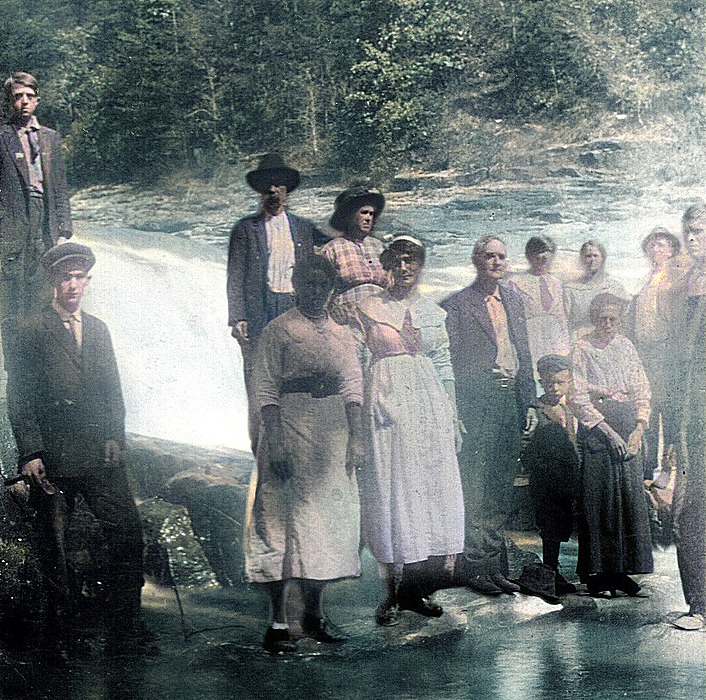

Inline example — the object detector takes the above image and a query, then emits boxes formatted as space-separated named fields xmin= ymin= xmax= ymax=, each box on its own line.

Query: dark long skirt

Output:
xmin=576 ymin=399 xmax=653 ymax=579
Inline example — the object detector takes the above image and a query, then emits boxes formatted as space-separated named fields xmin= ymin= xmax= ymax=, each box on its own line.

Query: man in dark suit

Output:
xmin=226 ymin=154 xmax=324 ymax=450
xmin=6 ymin=243 xmax=148 ymax=655
xmin=0 ymin=72 xmax=72 ymax=360
xmin=441 ymin=236 xmax=537 ymax=532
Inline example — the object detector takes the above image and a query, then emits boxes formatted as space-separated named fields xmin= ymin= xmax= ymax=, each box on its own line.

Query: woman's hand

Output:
xmin=268 ymin=445 xmax=293 ymax=480
xmin=626 ymin=423 xmax=645 ymax=460
xmin=261 ymin=404 xmax=291 ymax=479
xmin=596 ymin=421 xmax=627 ymax=462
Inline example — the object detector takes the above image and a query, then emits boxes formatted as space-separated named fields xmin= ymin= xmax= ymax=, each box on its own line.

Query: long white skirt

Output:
xmin=243 ymin=393 xmax=361 ymax=582
xmin=361 ymin=353 xmax=465 ymax=564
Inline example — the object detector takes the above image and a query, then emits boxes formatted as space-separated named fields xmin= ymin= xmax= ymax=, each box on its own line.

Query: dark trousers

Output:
xmin=674 ymin=417 xmax=706 ymax=614
xmin=457 ymin=376 xmax=522 ymax=533
xmin=34 ymin=461 xmax=145 ymax=626
xmin=0 ymin=197 xmax=50 ymax=361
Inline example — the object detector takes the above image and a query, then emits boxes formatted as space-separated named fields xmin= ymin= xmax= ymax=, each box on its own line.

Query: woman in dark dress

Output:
xmin=570 ymin=293 xmax=653 ymax=597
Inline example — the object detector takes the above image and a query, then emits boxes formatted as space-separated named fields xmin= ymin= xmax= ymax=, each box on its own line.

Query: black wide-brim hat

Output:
xmin=41 ymin=242 xmax=96 ymax=272
xmin=513 ymin=562 xmax=561 ymax=604
xmin=245 ymin=153 xmax=301 ymax=194
xmin=329 ymin=185 xmax=385 ymax=233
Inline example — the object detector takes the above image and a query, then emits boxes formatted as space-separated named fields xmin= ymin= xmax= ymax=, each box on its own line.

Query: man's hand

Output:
xmin=21 ymin=457 xmax=47 ymax=487
xmin=523 ymin=407 xmax=539 ymax=435
xmin=454 ymin=419 xmax=467 ymax=454
xmin=105 ymin=440 xmax=121 ymax=465
xmin=231 ymin=321 xmax=249 ymax=343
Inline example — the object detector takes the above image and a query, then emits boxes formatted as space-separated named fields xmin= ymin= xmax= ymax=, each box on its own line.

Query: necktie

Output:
xmin=539 ymin=275 xmax=553 ymax=312
xmin=27 ymin=129 xmax=40 ymax=163
xmin=68 ymin=315 xmax=82 ymax=351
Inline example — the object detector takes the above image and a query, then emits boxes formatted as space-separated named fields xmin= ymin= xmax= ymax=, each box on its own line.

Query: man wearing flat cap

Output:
xmin=6 ymin=243 xmax=148 ymax=654
xmin=0 ymin=72 xmax=73 ymax=362
xmin=227 ymin=154 xmax=325 ymax=451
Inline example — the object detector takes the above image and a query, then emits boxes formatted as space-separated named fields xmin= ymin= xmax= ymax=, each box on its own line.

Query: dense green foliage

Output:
xmin=1 ymin=0 xmax=703 ymax=182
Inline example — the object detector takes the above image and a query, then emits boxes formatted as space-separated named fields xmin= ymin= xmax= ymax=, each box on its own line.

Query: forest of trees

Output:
xmin=1 ymin=0 xmax=703 ymax=184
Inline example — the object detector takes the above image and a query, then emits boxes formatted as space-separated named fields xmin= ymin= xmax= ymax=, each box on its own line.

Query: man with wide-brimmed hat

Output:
xmin=321 ymin=184 xmax=390 ymax=324
xmin=6 ymin=242 xmax=150 ymax=655
xmin=227 ymin=154 xmax=325 ymax=452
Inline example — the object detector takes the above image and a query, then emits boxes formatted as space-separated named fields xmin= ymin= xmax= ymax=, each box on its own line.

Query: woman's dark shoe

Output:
xmin=301 ymin=615 xmax=348 ymax=643
xmin=399 ymin=596 xmax=444 ymax=618
xmin=586 ymin=574 xmax=616 ymax=598
xmin=263 ymin=626 xmax=297 ymax=654
xmin=555 ymin=572 xmax=578 ymax=595
xmin=375 ymin=600 xmax=400 ymax=627
xmin=612 ymin=574 xmax=643 ymax=597
xmin=491 ymin=573 xmax=521 ymax=594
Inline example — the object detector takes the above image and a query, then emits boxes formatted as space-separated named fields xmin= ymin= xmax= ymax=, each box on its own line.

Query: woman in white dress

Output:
xmin=245 ymin=256 xmax=365 ymax=653
xmin=353 ymin=236 xmax=465 ymax=626
xmin=506 ymin=235 xmax=570 ymax=370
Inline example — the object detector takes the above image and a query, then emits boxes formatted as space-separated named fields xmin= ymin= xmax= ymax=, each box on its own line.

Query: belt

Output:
xmin=280 ymin=375 xmax=340 ymax=398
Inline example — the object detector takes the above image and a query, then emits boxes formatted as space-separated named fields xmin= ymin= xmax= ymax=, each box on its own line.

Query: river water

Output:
xmin=71 ymin=175 xmax=705 ymax=450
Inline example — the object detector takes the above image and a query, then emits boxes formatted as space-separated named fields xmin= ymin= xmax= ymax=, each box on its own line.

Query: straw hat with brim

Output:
xmin=41 ymin=242 xmax=96 ymax=272
xmin=329 ymin=186 xmax=385 ymax=233
xmin=245 ymin=153 xmax=301 ymax=194
xmin=513 ymin=562 xmax=561 ymax=604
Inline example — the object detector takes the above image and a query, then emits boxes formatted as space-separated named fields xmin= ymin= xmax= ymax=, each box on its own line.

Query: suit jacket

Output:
xmin=8 ymin=307 xmax=125 ymax=475
xmin=440 ymin=280 xmax=535 ymax=420
xmin=0 ymin=123 xmax=72 ymax=266
xmin=226 ymin=211 xmax=320 ymax=339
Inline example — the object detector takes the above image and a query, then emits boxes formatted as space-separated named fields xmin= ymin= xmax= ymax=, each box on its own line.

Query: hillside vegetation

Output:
xmin=1 ymin=0 xmax=703 ymax=185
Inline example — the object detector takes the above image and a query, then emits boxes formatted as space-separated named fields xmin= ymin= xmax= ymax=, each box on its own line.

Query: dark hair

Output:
xmin=589 ymin=292 xmax=628 ymax=324
xmin=3 ymin=72 xmax=39 ymax=109
xmin=380 ymin=236 xmax=426 ymax=271
xmin=682 ymin=200 xmax=706 ymax=233
xmin=472 ymin=235 xmax=506 ymax=268
xmin=291 ymin=254 xmax=337 ymax=290
xmin=641 ymin=227 xmax=681 ymax=256
xmin=525 ymin=235 xmax=557 ymax=258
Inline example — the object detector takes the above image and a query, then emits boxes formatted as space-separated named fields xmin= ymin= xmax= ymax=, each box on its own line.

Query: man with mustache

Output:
xmin=227 ymin=154 xmax=325 ymax=452
xmin=441 ymin=236 xmax=537 ymax=538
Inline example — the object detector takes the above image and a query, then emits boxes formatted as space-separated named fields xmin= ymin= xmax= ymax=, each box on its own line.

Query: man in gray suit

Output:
xmin=441 ymin=236 xmax=537 ymax=532
xmin=0 ymin=72 xmax=72 ymax=359
xmin=226 ymin=154 xmax=324 ymax=451
xmin=7 ymin=243 xmax=148 ymax=655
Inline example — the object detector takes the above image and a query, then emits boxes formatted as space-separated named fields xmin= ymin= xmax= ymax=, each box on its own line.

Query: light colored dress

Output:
xmin=505 ymin=272 xmax=570 ymax=365
xmin=243 ymin=308 xmax=363 ymax=582
xmin=563 ymin=273 xmax=628 ymax=341
xmin=354 ymin=289 xmax=465 ymax=565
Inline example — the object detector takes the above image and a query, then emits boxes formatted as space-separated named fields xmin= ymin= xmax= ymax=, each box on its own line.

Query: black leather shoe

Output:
xmin=467 ymin=574 xmax=504 ymax=596
xmin=491 ymin=573 xmax=521 ymax=594
xmin=399 ymin=596 xmax=444 ymax=618
xmin=375 ymin=600 xmax=400 ymax=627
xmin=263 ymin=626 xmax=297 ymax=654
xmin=612 ymin=574 xmax=642 ymax=597
xmin=555 ymin=572 xmax=578 ymax=595
xmin=302 ymin=615 xmax=348 ymax=643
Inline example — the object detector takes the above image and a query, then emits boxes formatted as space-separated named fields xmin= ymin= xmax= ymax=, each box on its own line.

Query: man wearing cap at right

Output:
xmin=227 ymin=154 xmax=325 ymax=451
xmin=6 ymin=242 xmax=148 ymax=655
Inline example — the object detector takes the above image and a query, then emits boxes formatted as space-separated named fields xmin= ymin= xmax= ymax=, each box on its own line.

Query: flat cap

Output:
xmin=41 ymin=242 xmax=96 ymax=271
xmin=536 ymin=354 xmax=572 ymax=376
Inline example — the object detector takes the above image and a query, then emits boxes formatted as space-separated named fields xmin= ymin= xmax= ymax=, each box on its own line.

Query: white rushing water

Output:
xmin=70 ymin=179 xmax=706 ymax=449
xmin=78 ymin=224 xmax=249 ymax=450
